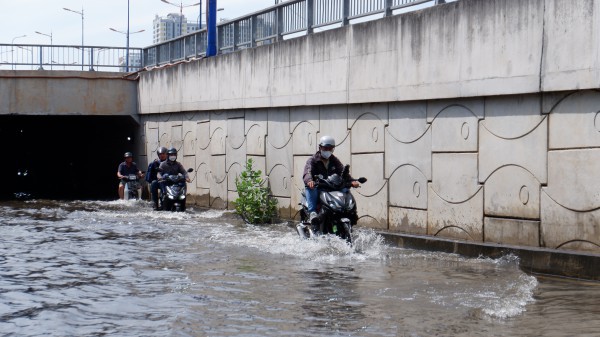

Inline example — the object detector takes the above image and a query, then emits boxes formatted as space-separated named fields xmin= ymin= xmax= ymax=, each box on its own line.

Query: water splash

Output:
xmin=410 ymin=253 xmax=538 ymax=319
xmin=205 ymin=222 xmax=388 ymax=264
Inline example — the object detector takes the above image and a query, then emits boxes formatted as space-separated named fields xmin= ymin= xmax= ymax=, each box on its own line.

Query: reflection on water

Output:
xmin=0 ymin=199 xmax=599 ymax=336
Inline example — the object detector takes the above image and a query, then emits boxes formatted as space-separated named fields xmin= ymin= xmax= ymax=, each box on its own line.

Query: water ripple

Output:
xmin=0 ymin=200 xmax=598 ymax=336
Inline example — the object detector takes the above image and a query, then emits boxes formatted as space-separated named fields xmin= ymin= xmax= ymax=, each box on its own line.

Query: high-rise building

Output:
xmin=153 ymin=13 xmax=200 ymax=44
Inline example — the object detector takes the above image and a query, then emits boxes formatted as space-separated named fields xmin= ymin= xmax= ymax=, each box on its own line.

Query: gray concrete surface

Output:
xmin=379 ymin=230 xmax=600 ymax=281
xmin=136 ymin=0 xmax=600 ymax=256
xmin=140 ymin=90 xmax=600 ymax=255
xmin=138 ymin=0 xmax=600 ymax=114
xmin=0 ymin=70 xmax=138 ymax=118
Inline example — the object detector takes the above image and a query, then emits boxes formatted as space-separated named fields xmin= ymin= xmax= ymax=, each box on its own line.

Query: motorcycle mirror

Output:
xmin=187 ymin=168 xmax=194 ymax=173
xmin=358 ymin=177 xmax=367 ymax=184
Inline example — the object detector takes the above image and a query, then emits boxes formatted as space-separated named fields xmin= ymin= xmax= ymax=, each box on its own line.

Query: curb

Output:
xmin=376 ymin=231 xmax=600 ymax=281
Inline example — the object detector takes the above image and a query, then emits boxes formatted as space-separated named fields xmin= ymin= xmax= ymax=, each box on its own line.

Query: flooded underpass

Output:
xmin=1 ymin=200 xmax=599 ymax=336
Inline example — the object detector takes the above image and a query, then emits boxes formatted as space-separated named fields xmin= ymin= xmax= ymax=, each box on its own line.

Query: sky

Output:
xmin=0 ymin=0 xmax=277 ymax=48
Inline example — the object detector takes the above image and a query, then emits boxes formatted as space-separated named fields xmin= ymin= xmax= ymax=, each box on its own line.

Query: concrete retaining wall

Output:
xmin=140 ymin=90 xmax=600 ymax=254
xmin=137 ymin=0 xmax=600 ymax=255
xmin=139 ymin=0 xmax=600 ymax=112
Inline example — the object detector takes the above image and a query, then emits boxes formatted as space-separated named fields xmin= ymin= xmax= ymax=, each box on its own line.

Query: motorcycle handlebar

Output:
xmin=159 ymin=168 xmax=193 ymax=182
xmin=312 ymin=175 xmax=367 ymax=188
xmin=119 ymin=171 xmax=144 ymax=180
xmin=160 ymin=174 xmax=187 ymax=182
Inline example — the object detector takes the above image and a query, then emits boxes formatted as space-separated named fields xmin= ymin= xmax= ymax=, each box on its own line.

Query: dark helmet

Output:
xmin=167 ymin=147 xmax=177 ymax=161
xmin=156 ymin=147 xmax=168 ymax=156
xmin=124 ymin=152 xmax=133 ymax=158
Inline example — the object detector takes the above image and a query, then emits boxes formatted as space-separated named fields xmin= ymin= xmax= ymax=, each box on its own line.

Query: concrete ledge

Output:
xmin=0 ymin=70 xmax=138 ymax=117
xmin=377 ymin=231 xmax=600 ymax=281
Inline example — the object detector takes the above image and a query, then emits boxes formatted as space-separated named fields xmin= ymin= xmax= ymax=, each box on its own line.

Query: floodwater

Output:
xmin=1 ymin=200 xmax=599 ymax=337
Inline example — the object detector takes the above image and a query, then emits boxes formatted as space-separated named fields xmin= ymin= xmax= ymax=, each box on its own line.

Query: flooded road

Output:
xmin=1 ymin=200 xmax=599 ymax=336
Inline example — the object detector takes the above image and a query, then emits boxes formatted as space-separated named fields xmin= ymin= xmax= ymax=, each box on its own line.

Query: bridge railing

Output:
xmin=143 ymin=0 xmax=448 ymax=67
xmin=0 ymin=44 xmax=143 ymax=72
xmin=1 ymin=0 xmax=446 ymax=71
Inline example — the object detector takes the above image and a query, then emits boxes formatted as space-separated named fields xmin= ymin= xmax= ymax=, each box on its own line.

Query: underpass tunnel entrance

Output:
xmin=0 ymin=115 xmax=140 ymax=200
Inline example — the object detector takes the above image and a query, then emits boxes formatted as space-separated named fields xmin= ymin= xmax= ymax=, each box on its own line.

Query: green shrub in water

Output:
xmin=234 ymin=158 xmax=278 ymax=224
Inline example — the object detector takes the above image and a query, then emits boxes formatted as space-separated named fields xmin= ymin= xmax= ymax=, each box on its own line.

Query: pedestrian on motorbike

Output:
xmin=117 ymin=152 xmax=143 ymax=200
xmin=302 ymin=136 xmax=360 ymax=224
xmin=157 ymin=148 xmax=191 ymax=194
xmin=146 ymin=147 xmax=168 ymax=210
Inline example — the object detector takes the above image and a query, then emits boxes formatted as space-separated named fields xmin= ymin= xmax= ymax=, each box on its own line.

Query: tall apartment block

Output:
xmin=153 ymin=13 xmax=200 ymax=44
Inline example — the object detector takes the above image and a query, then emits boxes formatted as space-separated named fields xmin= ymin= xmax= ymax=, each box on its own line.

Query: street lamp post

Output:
xmin=1 ymin=51 xmax=14 ymax=69
xmin=110 ymin=28 xmax=145 ymax=72
xmin=11 ymin=35 xmax=26 ymax=70
xmin=161 ymin=0 xmax=201 ymax=37
xmin=94 ymin=48 xmax=108 ymax=70
xmin=127 ymin=0 xmax=130 ymax=72
xmin=35 ymin=31 xmax=53 ymax=70
xmin=199 ymin=6 xmax=223 ymax=30
xmin=63 ymin=7 xmax=84 ymax=71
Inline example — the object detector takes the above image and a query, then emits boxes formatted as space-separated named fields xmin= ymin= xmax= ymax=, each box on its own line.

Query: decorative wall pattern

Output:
xmin=140 ymin=90 xmax=600 ymax=254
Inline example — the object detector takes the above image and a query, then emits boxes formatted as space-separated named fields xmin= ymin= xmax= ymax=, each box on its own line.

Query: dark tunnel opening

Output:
xmin=0 ymin=115 xmax=140 ymax=201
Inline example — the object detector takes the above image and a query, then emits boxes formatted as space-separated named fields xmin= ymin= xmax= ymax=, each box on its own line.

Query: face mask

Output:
xmin=321 ymin=151 xmax=332 ymax=159
xmin=169 ymin=156 xmax=177 ymax=162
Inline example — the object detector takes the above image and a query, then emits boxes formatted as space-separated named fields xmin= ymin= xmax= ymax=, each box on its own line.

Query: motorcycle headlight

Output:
xmin=179 ymin=194 xmax=186 ymax=200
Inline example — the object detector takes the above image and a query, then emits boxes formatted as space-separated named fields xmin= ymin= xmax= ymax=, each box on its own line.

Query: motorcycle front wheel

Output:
xmin=341 ymin=223 xmax=352 ymax=244
xmin=173 ymin=200 xmax=186 ymax=212
xmin=162 ymin=199 xmax=173 ymax=212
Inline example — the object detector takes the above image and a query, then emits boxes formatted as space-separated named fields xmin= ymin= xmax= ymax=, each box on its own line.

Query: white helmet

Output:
xmin=319 ymin=135 xmax=336 ymax=147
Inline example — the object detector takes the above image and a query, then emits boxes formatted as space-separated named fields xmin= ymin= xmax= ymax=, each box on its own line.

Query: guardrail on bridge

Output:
xmin=0 ymin=44 xmax=143 ymax=72
xmin=143 ymin=0 xmax=448 ymax=67
xmin=0 ymin=0 xmax=448 ymax=72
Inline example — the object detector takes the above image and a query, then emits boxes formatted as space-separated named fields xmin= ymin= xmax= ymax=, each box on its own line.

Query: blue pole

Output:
xmin=206 ymin=0 xmax=217 ymax=57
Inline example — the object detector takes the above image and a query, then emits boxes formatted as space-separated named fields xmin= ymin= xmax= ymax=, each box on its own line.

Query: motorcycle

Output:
xmin=14 ymin=169 xmax=33 ymax=200
xmin=123 ymin=174 xmax=143 ymax=200
xmin=160 ymin=168 xmax=193 ymax=212
xmin=297 ymin=165 xmax=367 ymax=244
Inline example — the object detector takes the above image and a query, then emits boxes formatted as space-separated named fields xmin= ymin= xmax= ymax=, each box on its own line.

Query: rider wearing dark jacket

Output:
xmin=302 ymin=151 xmax=345 ymax=186
xmin=146 ymin=147 xmax=168 ymax=210
xmin=117 ymin=152 xmax=143 ymax=200
xmin=302 ymin=136 xmax=358 ymax=223
xmin=157 ymin=148 xmax=190 ymax=183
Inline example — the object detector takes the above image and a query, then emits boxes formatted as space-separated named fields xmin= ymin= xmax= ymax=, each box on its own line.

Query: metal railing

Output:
xmin=143 ymin=0 xmax=448 ymax=67
xmin=0 ymin=0 xmax=447 ymax=71
xmin=0 ymin=44 xmax=143 ymax=72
